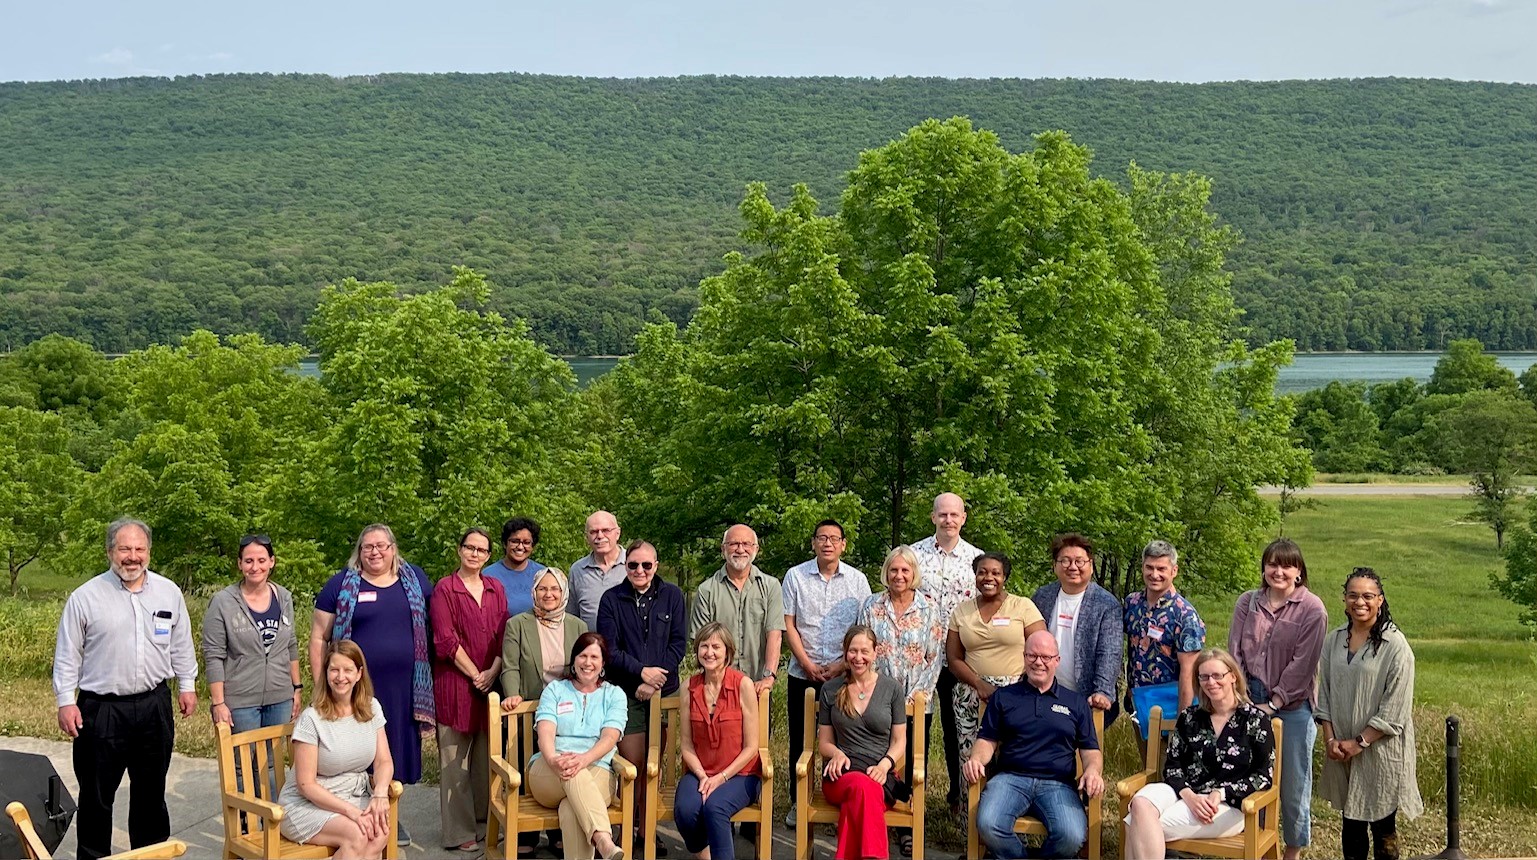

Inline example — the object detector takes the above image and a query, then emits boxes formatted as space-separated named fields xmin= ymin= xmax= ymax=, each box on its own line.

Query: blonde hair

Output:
xmin=880 ymin=545 xmax=923 ymax=592
xmin=693 ymin=621 xmax=738 ymax=668
xmin=836 ymin=625 xmax=879 ymax=717
xmin=1194 ymin=647 xmax=1250 ymax=713
xmin=315 ymin=640 xmax=376 ymax=722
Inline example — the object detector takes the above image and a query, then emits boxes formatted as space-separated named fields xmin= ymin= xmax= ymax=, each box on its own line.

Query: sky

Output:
xmin=1 ymin=0 xmax=1534 ymax=84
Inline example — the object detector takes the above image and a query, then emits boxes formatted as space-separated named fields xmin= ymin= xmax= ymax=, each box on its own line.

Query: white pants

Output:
xmin=1124 ymin=782 xmax=1245 ymax=840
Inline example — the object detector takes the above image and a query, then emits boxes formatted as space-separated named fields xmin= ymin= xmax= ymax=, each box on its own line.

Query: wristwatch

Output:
xmin=1354 ymin=734 xmax=1372 ymax=748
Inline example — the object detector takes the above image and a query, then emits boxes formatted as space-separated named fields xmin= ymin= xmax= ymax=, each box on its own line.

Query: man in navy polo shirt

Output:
xmin=964 ymin=631 xmax=1105 ymax=859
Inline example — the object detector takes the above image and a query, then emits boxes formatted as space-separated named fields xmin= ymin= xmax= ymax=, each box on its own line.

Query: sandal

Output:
xmin=900 ymin=833 xmax=914 ymax=858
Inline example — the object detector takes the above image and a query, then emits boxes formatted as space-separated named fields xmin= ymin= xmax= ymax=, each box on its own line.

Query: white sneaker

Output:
xmin=784 ymin=808 xmax=796 ymax=828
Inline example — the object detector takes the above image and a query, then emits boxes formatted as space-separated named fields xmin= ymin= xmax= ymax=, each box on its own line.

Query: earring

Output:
xmin=1295 ymin=577 xmax=1302 ymax=586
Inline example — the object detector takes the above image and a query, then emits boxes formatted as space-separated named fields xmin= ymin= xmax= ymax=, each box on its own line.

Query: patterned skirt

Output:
xmin=954 ymin=673 xmax=1021 ymax=762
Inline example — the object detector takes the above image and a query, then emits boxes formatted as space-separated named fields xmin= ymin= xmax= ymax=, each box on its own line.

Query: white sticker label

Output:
xmin=991 ymin=616 xmax=1012 ymax=627
xmin=556 ymin=700 xmax=575 ymax=716
xmin=153 ymin=620 xmax=172 ymax=637
xmin=1147 ymin=625 xmax=1165 ymax=641
xmin=358 ymin=591 xmax=378 ymax=603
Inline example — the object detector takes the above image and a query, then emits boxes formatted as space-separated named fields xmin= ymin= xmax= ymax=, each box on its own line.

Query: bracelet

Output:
xmin=293 ymin=683 xmax=303 ymax=690
xmin=212 ymin=701 xmax=225 ymax=707
xmin=881 ymin=755 xmax=895 ymax=770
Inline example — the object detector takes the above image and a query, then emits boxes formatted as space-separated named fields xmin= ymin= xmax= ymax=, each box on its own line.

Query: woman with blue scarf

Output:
xmin=310 ymin=523 xmax=434 ymax=849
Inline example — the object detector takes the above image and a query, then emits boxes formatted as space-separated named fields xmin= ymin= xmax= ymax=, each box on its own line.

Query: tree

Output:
xmin=275 ymin=268 xmax=583 ymax=574
xmin=1430 ymin=391 xmax=1537 ymax=548
xmin=1427 ymin=338 xmax=1518 ymax=396
xmin=1495 ymin=505 xmax=1537 ymax=630
xmin=7 ymin=334 xmax=117 ymax=416
xmin=1293 ymin=381 xmax=1386 ymax=472
xmin=586 ymin=119 xmax=1308 ymax=593
xmin=0 ymin=406 xmax=81 ymax=592
xmin=1519 ymin=364 xmax=1537 ymax=410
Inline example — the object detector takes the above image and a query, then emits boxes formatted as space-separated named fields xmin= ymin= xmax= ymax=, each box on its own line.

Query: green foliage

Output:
xmin=1497 ymin=509 xmax=1537 ymax=630
xmin=1427 ymin=338 xmax=1520 ymax=395
xmin=1519 ymin=364 xmax=1537 ymax=410
xmin=1430 ymin=391 xmax=1537 ymax=548
xmin=1293 ymin=381 xmax=1387 ymax=472
xmin=586 ymin=119 xmax=1305 ymax=595
xmin=0 ymin=406 xmax=81 ymax=592
xmin=0 ymin=75 xmax=1532 ymax=355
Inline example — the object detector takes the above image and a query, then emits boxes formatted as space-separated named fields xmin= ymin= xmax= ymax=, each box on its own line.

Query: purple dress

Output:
xmin=316 ymin=565 xmax=433 ymax=783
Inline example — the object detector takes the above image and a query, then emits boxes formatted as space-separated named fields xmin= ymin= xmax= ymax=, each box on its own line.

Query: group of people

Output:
xmin=51 ymin=495 xmax=1421 ymax=860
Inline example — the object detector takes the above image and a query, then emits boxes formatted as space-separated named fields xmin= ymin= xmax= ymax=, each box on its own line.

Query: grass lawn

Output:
xmin=5 ymin=494 xmax=1535 ymax=856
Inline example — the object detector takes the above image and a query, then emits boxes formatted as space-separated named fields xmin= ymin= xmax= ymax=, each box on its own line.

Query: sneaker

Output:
xmin=396 ymin=822 xmax=412 ymax=848
xmin=784 ymin=808 xmax=796 ymax=828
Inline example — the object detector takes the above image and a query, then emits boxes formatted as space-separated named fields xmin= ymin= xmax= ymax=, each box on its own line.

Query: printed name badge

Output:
xmin=154 ymin=618 xmax=172 ymax=638
xmin=1147 ymin=625 xmax=1165 ymax=641
xmin=358 ymin=591 xmax=378 ymax=603
xmin=1051 ymin=704 xmax=1071 ymax=716
xmin=1057 ymin=613 xmax=1075 ymax=629
xmin=991 ymin=616 xmax=1011 ymax=627
xmin=556 ymin=700 xmax=575 ymax=716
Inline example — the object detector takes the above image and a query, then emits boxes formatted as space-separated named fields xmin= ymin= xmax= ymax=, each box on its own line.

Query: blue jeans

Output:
xmin=975 ymin=773 xmax=1086 ymax=859
xmin=230 ymin=700 xmax=293 ymax=804
xmin=673 ymin=773 xmax=759 ymax=860
xmin=1248 ymin=677 xmax=1314 ymax=848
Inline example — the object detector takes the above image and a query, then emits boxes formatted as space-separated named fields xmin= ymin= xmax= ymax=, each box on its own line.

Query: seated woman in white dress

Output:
xmin=278 ymin=639 xmax=394 ymax=860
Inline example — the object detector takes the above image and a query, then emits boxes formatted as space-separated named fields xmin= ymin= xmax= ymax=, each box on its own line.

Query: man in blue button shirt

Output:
xmin=964 ymin=631 xmax=1105 ymax=859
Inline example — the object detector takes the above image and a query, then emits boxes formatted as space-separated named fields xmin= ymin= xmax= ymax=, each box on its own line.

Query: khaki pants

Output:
xmin=436 ymin=724 xmax=489 ymax=847
xmin=526 ymin=758 xmax=615 ymax=860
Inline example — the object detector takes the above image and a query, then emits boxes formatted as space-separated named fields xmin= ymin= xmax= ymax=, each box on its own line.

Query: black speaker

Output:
xmin=0 ymin=751 xmax=76 ymax=857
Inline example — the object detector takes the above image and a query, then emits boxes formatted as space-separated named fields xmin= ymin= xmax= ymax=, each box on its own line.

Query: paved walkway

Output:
xmin=1258 ymin=482 xmax=1472 ymax=495
xmin=2 ymin=735 xmax=963 ymax=859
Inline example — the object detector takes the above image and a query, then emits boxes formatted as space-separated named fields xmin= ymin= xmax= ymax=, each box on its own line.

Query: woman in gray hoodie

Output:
xmin=204 ymin=534 xmax=303 ymax=733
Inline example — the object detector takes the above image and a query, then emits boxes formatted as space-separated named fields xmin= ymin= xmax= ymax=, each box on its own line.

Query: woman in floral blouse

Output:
xmin=1123 ymin=648 xmax=1275 ymax=859
xmin=854 ymin=545 xmax=943 ymax=858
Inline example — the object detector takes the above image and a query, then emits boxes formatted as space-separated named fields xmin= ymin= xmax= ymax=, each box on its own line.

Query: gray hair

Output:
xmin=1142 ymin=539 xmax=1178 ymax=566
xmin=105 ymin=518 xmax=152 ymax=553
xmin=346 ymin=523 xmax=407 ymax=576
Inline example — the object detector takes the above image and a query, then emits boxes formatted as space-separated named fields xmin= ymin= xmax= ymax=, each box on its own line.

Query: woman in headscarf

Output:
xmin=501 ymin=566 xmax=588 ymax=856
xmin=309 ymin=523 xmax=433 ymax=849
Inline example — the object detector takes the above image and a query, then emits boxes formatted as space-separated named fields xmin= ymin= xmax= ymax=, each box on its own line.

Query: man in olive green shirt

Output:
xmin=689 ymin=524 xmax=784 ymax=695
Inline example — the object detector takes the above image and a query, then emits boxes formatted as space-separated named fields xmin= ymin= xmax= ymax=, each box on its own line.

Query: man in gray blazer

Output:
xmin=1030 ymin=533 xmax=1123 ymax=724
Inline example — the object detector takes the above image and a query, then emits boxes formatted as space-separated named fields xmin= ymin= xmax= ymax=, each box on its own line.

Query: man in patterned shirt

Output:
xmin=1122 ymin=540 xmax=1206 ymax=736
xmin=913 ymin=491 xmax=985 ymax=815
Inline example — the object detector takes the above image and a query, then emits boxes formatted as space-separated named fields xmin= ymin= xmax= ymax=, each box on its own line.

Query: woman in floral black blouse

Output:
xmin=1123 ymin=648 xmax=1275 ymax=858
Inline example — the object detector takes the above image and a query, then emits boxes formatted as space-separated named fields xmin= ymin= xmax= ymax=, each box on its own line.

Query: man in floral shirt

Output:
xmin=1122 ymin=540 xmax=1206 ymax=730
xmin=914 ymin=491 xmax=984 ymax=814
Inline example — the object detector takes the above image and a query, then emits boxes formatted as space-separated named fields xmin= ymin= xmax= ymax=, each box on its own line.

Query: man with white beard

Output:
xmin=53 ymin=518 xmax=198 ymax=860
xmin=689 ymin=523 xmax=784 ymax=695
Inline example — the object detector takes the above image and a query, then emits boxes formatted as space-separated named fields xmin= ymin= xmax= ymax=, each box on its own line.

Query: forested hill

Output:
xmin=1 ymin=74 xmax=1532 ymax=354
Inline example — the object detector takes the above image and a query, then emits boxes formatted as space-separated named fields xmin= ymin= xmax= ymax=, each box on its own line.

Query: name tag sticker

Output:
xmin=153 ymin=619 xmax=172 ymax=638
xmin=358 ymin=591 xmax=378 ymax=603
xmin=556 ymin=700 xmax=575 ymax=716
xmin=1052 ymin=704 xmax=1071 ymax=716
xmin=1057 ymin=613 xmax=1075 ymax=628
xmin=1147 ymin=625 xmax=1165 ymax=640
xmin=991 ymin=616 xmax=1011 ymax=627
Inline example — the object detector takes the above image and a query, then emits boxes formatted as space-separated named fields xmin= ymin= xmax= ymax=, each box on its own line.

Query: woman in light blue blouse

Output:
xmin=527 ymin=631 xmax=627 ymax=860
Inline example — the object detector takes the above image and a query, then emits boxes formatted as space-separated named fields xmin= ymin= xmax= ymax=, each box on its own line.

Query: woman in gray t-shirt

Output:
xmin=816 ymin=624 xmax=908 ymax=859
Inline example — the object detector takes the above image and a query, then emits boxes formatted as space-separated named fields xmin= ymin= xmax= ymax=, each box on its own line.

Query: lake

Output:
xmin=297 ymin=352 xmax=1537 ymax=393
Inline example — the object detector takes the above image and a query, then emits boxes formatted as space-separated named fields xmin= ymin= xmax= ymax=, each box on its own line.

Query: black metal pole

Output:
xmin=1417 ymin=714 xmax=1468 ymax=860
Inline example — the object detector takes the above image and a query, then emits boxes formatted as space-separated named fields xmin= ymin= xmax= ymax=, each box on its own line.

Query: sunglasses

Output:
xmin=238 ymin=534 xmax=274 ymax=552
xmin=626 ymin=561 xmax=656 ymax=571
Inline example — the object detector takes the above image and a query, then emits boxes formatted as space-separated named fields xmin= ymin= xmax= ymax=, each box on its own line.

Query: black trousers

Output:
xmin=1342 ymin=811 xmax=1400 ymax=860
xmin=73 ymin=683 xmax=174 ymax=860
xmin=936 ymin=666 xmax=962 ymax=806
xmin=787 ymin=674 xmax=824 ymax=792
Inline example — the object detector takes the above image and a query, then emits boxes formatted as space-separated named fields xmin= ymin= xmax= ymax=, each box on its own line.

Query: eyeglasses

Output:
xmin=1024 ymin=653 xmax=1059 ymax=664
xmin=1344 ymin=592 xmax=1382 ymax=603
xmin=586 ymin=527 xmax=618 ymax=537
xmin=1198 ymin=671 xmax=1231 ymax=684
xmin=812 ymin=535 xmax=845 ymax=545
xmin=506 ymin=538 xmax=534 ymax=547
xmin=626 ymin=561 xmax=656 ymax=571
xmin=239 ymin=534 xmax=273 ymax=552
xmin=360 ymin=542 xmax=393 ymax=553
xmin=1055 ymin=557 xmax=1091 ymax=568
xmin=724 ymin=541 xmax=757 ymax=550
xmin=460 ymin=544 xmax=491 ymax=555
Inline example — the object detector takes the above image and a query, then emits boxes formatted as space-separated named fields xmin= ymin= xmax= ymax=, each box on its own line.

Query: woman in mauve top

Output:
xmin=674 ymin=622 xmax=762 ymax=860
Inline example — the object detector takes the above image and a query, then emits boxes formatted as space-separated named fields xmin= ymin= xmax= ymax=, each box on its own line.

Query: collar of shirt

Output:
xmin=795 ymin=559 xmax=856 ymax=579
xmin=711 ymin=565 xmax=767 ymax=589
xmin=578 ymin=550 xmax=626 ymax=574
xmin=879 ymin=590 xmax=929 ymax=618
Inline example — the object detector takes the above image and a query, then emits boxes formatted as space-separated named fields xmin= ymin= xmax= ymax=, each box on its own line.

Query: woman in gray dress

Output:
xmin=278 ymin=640 xmax=394 ymax=859
xmin=1316 ymin=567 xmax=1422 ymax=860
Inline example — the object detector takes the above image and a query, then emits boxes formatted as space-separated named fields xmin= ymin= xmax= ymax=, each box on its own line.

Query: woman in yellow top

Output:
xmin=945 ymin=552 xmax=1046 ymax=761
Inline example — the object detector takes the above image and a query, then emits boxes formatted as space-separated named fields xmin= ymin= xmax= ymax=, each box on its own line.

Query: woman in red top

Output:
xmin=675 ymin=622 xmax=762 ymax=860
xmin=430 ymin=527 xmax=511 ymax=853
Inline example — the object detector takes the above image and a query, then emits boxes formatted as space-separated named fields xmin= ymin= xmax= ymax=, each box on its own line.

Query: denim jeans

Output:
xmin=673 ymin=773 xmax=759 ymax=860
xmin=975 ymin=773 xmax=1086 ymax=859
xmin=230 ymin=700 xmax=293 ymax=805
xmin=1248 ymin=677 xmax=1314 ymax=848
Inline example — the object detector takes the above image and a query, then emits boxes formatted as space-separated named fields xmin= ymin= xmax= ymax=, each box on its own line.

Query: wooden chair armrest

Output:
xmin=489 ymin=753 xmax=522 ymax=791
xmin=1115 ymin=770 xmax=1153 ymax=801
xmin=1240 ymin=784 xmax=1281 ymax=816
xmin=104 ymin=839 xmax=188 ymax=859
xmin=794 ymin=750 xmax=812 ymax=780
xmin=223 ymin=793 xmax=285 ymax=821
xmin=910 ymin=761 xmax=925 ymax=786
xmin=756 ymin=747 xmax=774 ymax=781
xmin=612 ymin=754 xmax=638 ymax=784
xmin=387 ymin=780 xmax=403 ymax=800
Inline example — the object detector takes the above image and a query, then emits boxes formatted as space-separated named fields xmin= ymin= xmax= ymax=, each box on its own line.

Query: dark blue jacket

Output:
xmin=596 ymin=577 xmax=687 ymax=698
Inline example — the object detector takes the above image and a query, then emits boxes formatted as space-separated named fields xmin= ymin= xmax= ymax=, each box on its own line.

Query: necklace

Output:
xmin=854 ymin=676 xmax=875 ymax=700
